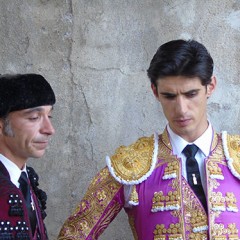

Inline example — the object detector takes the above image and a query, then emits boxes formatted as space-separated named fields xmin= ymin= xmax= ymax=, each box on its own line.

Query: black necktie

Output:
xmin=18 ymin=172 xmax=37 ymax=235
xmin=182 ymin=144 xmax=207 ymax=211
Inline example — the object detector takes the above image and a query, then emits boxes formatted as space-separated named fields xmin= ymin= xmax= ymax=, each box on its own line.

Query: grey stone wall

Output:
xmin=1 ymin=0 xmax=240 ymax=239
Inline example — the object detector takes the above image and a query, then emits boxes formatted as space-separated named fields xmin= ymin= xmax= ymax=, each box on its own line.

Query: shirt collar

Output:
xmin=167 ymin=122 xmax=213 ymax=157
xmin=0 ymin=154 xmax=27 ymax=187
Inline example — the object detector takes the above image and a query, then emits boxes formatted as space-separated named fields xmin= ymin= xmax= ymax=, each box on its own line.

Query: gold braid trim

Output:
xmin=106 ymin=134 xmax=158 ymax=184
xmin=58 ymin=167 xmax=122 ymax=239
xmin=222 ymin=131 xmax=240 ymax=179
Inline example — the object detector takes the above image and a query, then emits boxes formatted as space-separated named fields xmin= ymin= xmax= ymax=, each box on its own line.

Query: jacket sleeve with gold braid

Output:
xmin=58 ymin=134 xmax=157 ymax=239
xmin=58 ymin=167 xmax=124 ymax=239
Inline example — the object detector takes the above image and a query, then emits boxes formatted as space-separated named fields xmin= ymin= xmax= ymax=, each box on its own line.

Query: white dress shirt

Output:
xmin=167 ymin=123 xmax=213 ymax=194
xmin=0 ymin=154 xmax=27 ymax=188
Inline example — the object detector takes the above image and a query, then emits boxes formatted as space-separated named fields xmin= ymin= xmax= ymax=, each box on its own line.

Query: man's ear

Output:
xmin=151 ymin=83 xmax=158 ymax=98
xmin=207 ymin=76 xmax=217 ymax=97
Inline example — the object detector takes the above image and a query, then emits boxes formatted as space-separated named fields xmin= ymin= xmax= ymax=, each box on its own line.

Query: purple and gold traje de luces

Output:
xmin=58 ymin=129 xmax=240 ymax=240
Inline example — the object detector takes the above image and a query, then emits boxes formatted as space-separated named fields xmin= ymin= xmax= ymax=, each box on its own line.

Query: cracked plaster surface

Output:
xmin=1 ymin=1 xmax=240 ymax=239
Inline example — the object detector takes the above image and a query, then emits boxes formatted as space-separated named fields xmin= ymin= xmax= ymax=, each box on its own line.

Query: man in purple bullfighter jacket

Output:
xmin=58 ymin=40 xmax=240 ymax=240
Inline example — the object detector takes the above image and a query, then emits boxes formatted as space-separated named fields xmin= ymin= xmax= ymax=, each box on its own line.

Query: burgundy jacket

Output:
xmin=0 ymin=162 xmax=48 ymax=240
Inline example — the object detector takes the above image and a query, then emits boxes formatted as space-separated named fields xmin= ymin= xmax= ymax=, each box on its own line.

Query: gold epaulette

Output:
xmin=222 ymin=131 xmax=240 ymax=179
xmin=106 ymin=133 xmax=158 ymax=185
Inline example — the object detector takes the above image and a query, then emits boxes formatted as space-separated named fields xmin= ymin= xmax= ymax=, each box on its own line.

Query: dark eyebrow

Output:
xmin=183 ymin=89 xmax=200 ymax=94
xmin=160 ymin=89 xmax=200 ymax=96
xmin=160 ymin=92 xmax=177 ymax=97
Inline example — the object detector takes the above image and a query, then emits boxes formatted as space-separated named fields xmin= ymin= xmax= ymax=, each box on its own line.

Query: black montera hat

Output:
xmin=0 ymin=73 xmax=56 ymax=117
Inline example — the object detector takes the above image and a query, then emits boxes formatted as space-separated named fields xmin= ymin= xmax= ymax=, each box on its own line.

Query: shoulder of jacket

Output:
xmin=222 ymin=131 xmax=240 ymax=179
xmin=106 ymin=133 xmax=159 ymax=185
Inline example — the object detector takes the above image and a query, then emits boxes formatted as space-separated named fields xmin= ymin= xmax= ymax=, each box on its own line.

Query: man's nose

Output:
xmin=41 ymin=117 xmax=55 ymax=135
xmin=176 ymin=96 xmax=188 ymax=114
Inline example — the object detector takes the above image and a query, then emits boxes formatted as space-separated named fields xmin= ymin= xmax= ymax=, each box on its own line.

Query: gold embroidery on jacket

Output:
xmin=209 ymin=192 xmax=238 ymax=213
xmin=151 ymin=133 xmax=184 ymax=240
xmin=182 ymin=179 xmax=208 ymax=239
xmin=162 ymin=161 xmax=179 ymax=179
xmin=210 ymin=192 xmax=226 ymax=212
xmin=110 ymin=136 xmax=154 ymax=182
xmin=153 ymin=223 xmax=183 ymax=240
xmin=151 ymin=190 xmax=180 ymax=212
xmin=211 ymin=223 xmax=239 ymax=240
xmin=58 ymin=167 xmax=122 ymax=239
xmin=129 ymin=185 xmax=139 ymax=205
xmin=226 ymin=134 xmax=240 ymax=176
xmin=225 ymin=192 xmax=238 ymax=212
xmin=208 ymin=162 xmax=224 ymax=180
xmin=207 ymin=135 xmax=240 ymax=239
xmin=161 ymin=130 xmax=209 ymax=239
xmin=152 ymin=191 xmax=165 ymax=212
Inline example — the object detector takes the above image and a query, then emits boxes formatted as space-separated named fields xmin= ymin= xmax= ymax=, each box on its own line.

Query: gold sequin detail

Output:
xmin=225 ymin=192 xmax=238 ymax=212
xmin=152 ymin=190 xmax=180 ymax=212
xmin=153 ymin=223 xmax=183 ymax=240
xmin=182 ymin=179 xmax=208 ymax=239
xmin=209 ymin=192 xmax=238 ymax=212
xmin=190 ymin=210 xmax=208 ymax=231
xmin=162 ymin=162 xmax=179 ymax=179
xmin=210 ymin=192 xmax=226 ymax=211
xmin=212 ymin=223 xmax=238 ymax=240
xmin=129 ymin=185 xmax=139 ymax=205
xmin=226 ymin=134 xmax=240 ymax=175
xmin=110 ymin=135 xmax=154 ymax=182
xmin=208 ymin=162 xmax=224 ymax=179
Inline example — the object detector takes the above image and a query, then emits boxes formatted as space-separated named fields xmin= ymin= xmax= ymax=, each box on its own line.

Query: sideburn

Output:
xmin=2 ymin=117 xmax=15 ymax=137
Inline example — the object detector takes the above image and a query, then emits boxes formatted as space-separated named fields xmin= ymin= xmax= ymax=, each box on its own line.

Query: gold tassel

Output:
xmin=129 ymin=185 xmax=139 ymax=205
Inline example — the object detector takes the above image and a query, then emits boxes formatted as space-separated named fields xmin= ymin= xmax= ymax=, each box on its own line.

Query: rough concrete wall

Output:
xmin=1 ymin=0 xmax=240 ymax=239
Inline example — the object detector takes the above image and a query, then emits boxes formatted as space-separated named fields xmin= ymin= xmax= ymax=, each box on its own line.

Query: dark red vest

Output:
xmin=0 ymin=162 xmax=48 ymax=240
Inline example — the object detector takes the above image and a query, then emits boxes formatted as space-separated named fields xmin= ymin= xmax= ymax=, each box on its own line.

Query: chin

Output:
xmin=31 ymin=151 xmax=46 ymax=159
